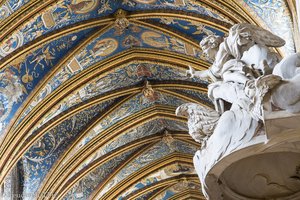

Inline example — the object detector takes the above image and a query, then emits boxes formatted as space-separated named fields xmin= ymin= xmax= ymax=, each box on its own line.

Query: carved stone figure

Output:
xmin=199 ymin=35 xmax=223 ymax=62
xmin=187 ymin=23 xmax=284 ymax=82
xmin=176 ymin=23 xmax=300 ymax=200
xmin=175 ymin=103 xmax=219 ymax=144
xmin=270 ymin=53 xmax=300 ymax=113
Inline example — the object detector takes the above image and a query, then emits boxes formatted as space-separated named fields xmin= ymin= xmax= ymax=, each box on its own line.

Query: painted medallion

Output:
xmin=68 ymin=0 xmax=98 ymax=14
xmin=134 ymin=0 xmax=157 ymax=4
xmin=89 ymin=38 xmax=118 ymax=58
xmin=141 ymin=31 xmax=169 ymax=48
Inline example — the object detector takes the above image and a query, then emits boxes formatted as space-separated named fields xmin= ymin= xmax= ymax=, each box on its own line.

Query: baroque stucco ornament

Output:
xmin=176 ymin=23 xmax=300 ymax=199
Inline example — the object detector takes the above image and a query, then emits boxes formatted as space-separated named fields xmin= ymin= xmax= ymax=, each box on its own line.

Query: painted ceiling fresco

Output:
xmin=0 ymin=28 xmax=96 ymax=134
xmin=0 ymin=0 xmax=30 ymax=22
xmin=241 ymin=0 xmax=295 ymax=55
xmin=0 ymin=0 xmax=297 ymax=199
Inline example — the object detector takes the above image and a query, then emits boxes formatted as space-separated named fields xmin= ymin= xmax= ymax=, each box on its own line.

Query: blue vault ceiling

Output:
xmin=0 ymin=0 xmax=297 ymax=199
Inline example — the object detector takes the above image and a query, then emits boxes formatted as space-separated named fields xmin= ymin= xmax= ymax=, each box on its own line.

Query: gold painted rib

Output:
xmin=0 ymin=49 xmax=209 ymax=186
xmin=97 ymin=153 xmax=194 ymax=200
xmin=0 ymin=0 xmax=55 ymax=39
xmin=56 ymin=137 xmax=164 ymax=199
xmin=126 ymin=176 xmax=200 ymax=200
xmin=0 ymin=18 xmax=114 ymax=69
xmin=167 ymin=189 xmax=204 ymax=200
xmin=42 ymin=106 xmax=185 ymax=198
xmin=128 ymin=12 xmax=230 ymax=32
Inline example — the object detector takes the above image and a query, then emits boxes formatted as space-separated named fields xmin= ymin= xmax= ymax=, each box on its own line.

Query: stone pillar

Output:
xmin=0 ymin=183 xmax=4 ymax=200
xmin=11 ymin=165 xmax=22 ymax=200
xmin=286 ymin=0 xmax=300 ymax=52
xmin=1 ymin=165 xmax=22 ymax=200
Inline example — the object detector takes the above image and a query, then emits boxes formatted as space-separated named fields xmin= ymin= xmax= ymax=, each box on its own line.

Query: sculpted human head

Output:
xmin=229 ymin=24 xmax=254 ymax=47
xmin=199 ymin=35 xmax=223 ymax=61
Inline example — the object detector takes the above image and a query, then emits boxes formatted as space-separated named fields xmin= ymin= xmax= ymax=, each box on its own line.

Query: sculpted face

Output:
xmin=230 ymin=24 xmax=253 ymax=47
xmin=199 ymin=35 xmax=222 ymax=61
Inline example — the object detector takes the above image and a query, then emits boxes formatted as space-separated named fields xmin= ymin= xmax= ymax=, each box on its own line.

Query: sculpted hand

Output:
xmin=186 ymin=66 xmax=195 ymax=78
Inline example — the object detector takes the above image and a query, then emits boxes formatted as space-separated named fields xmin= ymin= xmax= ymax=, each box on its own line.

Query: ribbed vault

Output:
xmin=0 ymin=0 xmax=297 ymax=199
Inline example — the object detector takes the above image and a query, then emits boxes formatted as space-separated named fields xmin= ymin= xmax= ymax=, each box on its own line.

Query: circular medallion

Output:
xmin=90 ymin=38 xmax=118 ymax=57
xmin=141 ymin=31 xmax=169 ymax=48
xmin=134 ymin=0 xmax=157 ymax=4
xmin=69 ymin=0 xmax=98 ymax=14
xmin=0 ymin=6 xmax=11 ymax=20
xmin=0 ymin=32 xmax=24 ymax=57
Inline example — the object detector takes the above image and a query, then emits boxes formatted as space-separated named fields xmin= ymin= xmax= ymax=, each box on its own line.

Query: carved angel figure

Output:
xmin=270 ymin=53 xmax=300 ymax=113
xmin=176 ymin=103 xmax=220 ymax=144
xmin=199 ymin=35 xmax=223 ymax=62
xmin=187 ymin=23 xmax=284 ymax=82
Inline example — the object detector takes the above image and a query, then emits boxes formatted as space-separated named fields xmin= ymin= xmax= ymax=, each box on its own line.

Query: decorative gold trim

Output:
xmin=42 ymin=106 xmax=188 ymax=197
xmin=128 ymin=12 xmax=229 ymax=32
xmin=0 ymin=50 xmax=209 ymax=185
xmin=97 ymin=153 xmax=194 ymax=200
xmin=0 ymin=0 xmax=55 ymax=39
xmin=125 ymin=176 xmax=200 ymax=200
xmin=37 ymin=93 xmax=137 ymax=195
xmin=89 ymin=142 xmax=158 ymax=200
xmin=0 ymin=18 xmax=114 ymax=69
xmin=168 ymin=189 xmax=204 ymax=200
xmin=56 ymin=137 xmax=165 ymax=199
xmin=130 ymin=19 xmax=201 ymax=48
xmin=118 ymin=166 xmax=197 ymax=200
xmin=149 ymin=182 xmax=173 ymax=200
xmin=0 ymin=48 xmax=208 ymax=168
xmin=2 ymin=82 xmax=203 ymax=181
xmin=157 ymin=88 xmax=207 ymax=106
xmin=2 ymin=23 xmax=114 ymax=146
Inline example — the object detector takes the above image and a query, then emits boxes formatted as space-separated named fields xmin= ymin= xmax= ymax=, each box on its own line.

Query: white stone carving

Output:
xmin=176 ymin=23 xmax=300 ymax=199
xmin=270 ymin=53 xmax=300 ymax=113
xmin=176 ymin=103 xmax=219 ymax=144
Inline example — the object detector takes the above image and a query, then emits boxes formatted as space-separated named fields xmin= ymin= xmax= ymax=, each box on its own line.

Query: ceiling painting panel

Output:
xmin=96 ymin=141 xmax=174 ymax=198
xmin=19 ymin=23 xmax=206 ymax=128
xmin=62 ymin=147 xmax=138 ymax=200
xmin=170 ymin=89 xmax=212 ymax=105
xmin=97 ymin=140 xmax=197 ymax=199
xmin=77 ymin=92 xmax=187 ymax=147
xmin=58 ymin=92 xmax=189 ymax=173
xmin=0 ymin=0 xmax=117 ymax=59
xmin=153 ymin=181 xmax=201 ymax=200
xmin=75 ymin=23 xmax=203 ymax=70
xmin=20 ymin=99 xmax=114 ymax=197
xmin=118 ymin=162 xmax=196 ymax=199
xmin=0 ymin=0 xmax=30 ymax=22
xmin=136 ymin=187 xmax=165 ymax=200
xmin=149 ymin=18 xmax=226 ymax=41
xmin=0 ymin=28 xmax=94 ymax=136
xmin=121 ymin=0 xmax=233 ymax=24
xmin=24 ymin=61 xmax=206 ymax=134
xmin=70 ymin=119 xmax=188 ymax=177
xmin=240 ymin=0 xmax=295 ymax=55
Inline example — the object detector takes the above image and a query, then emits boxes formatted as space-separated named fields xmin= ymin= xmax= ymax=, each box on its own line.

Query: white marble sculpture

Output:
xmin=176 ymin=23 xmax=300 ymax=199
xmin=175 ymin=103 xmax=219 ymax=144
